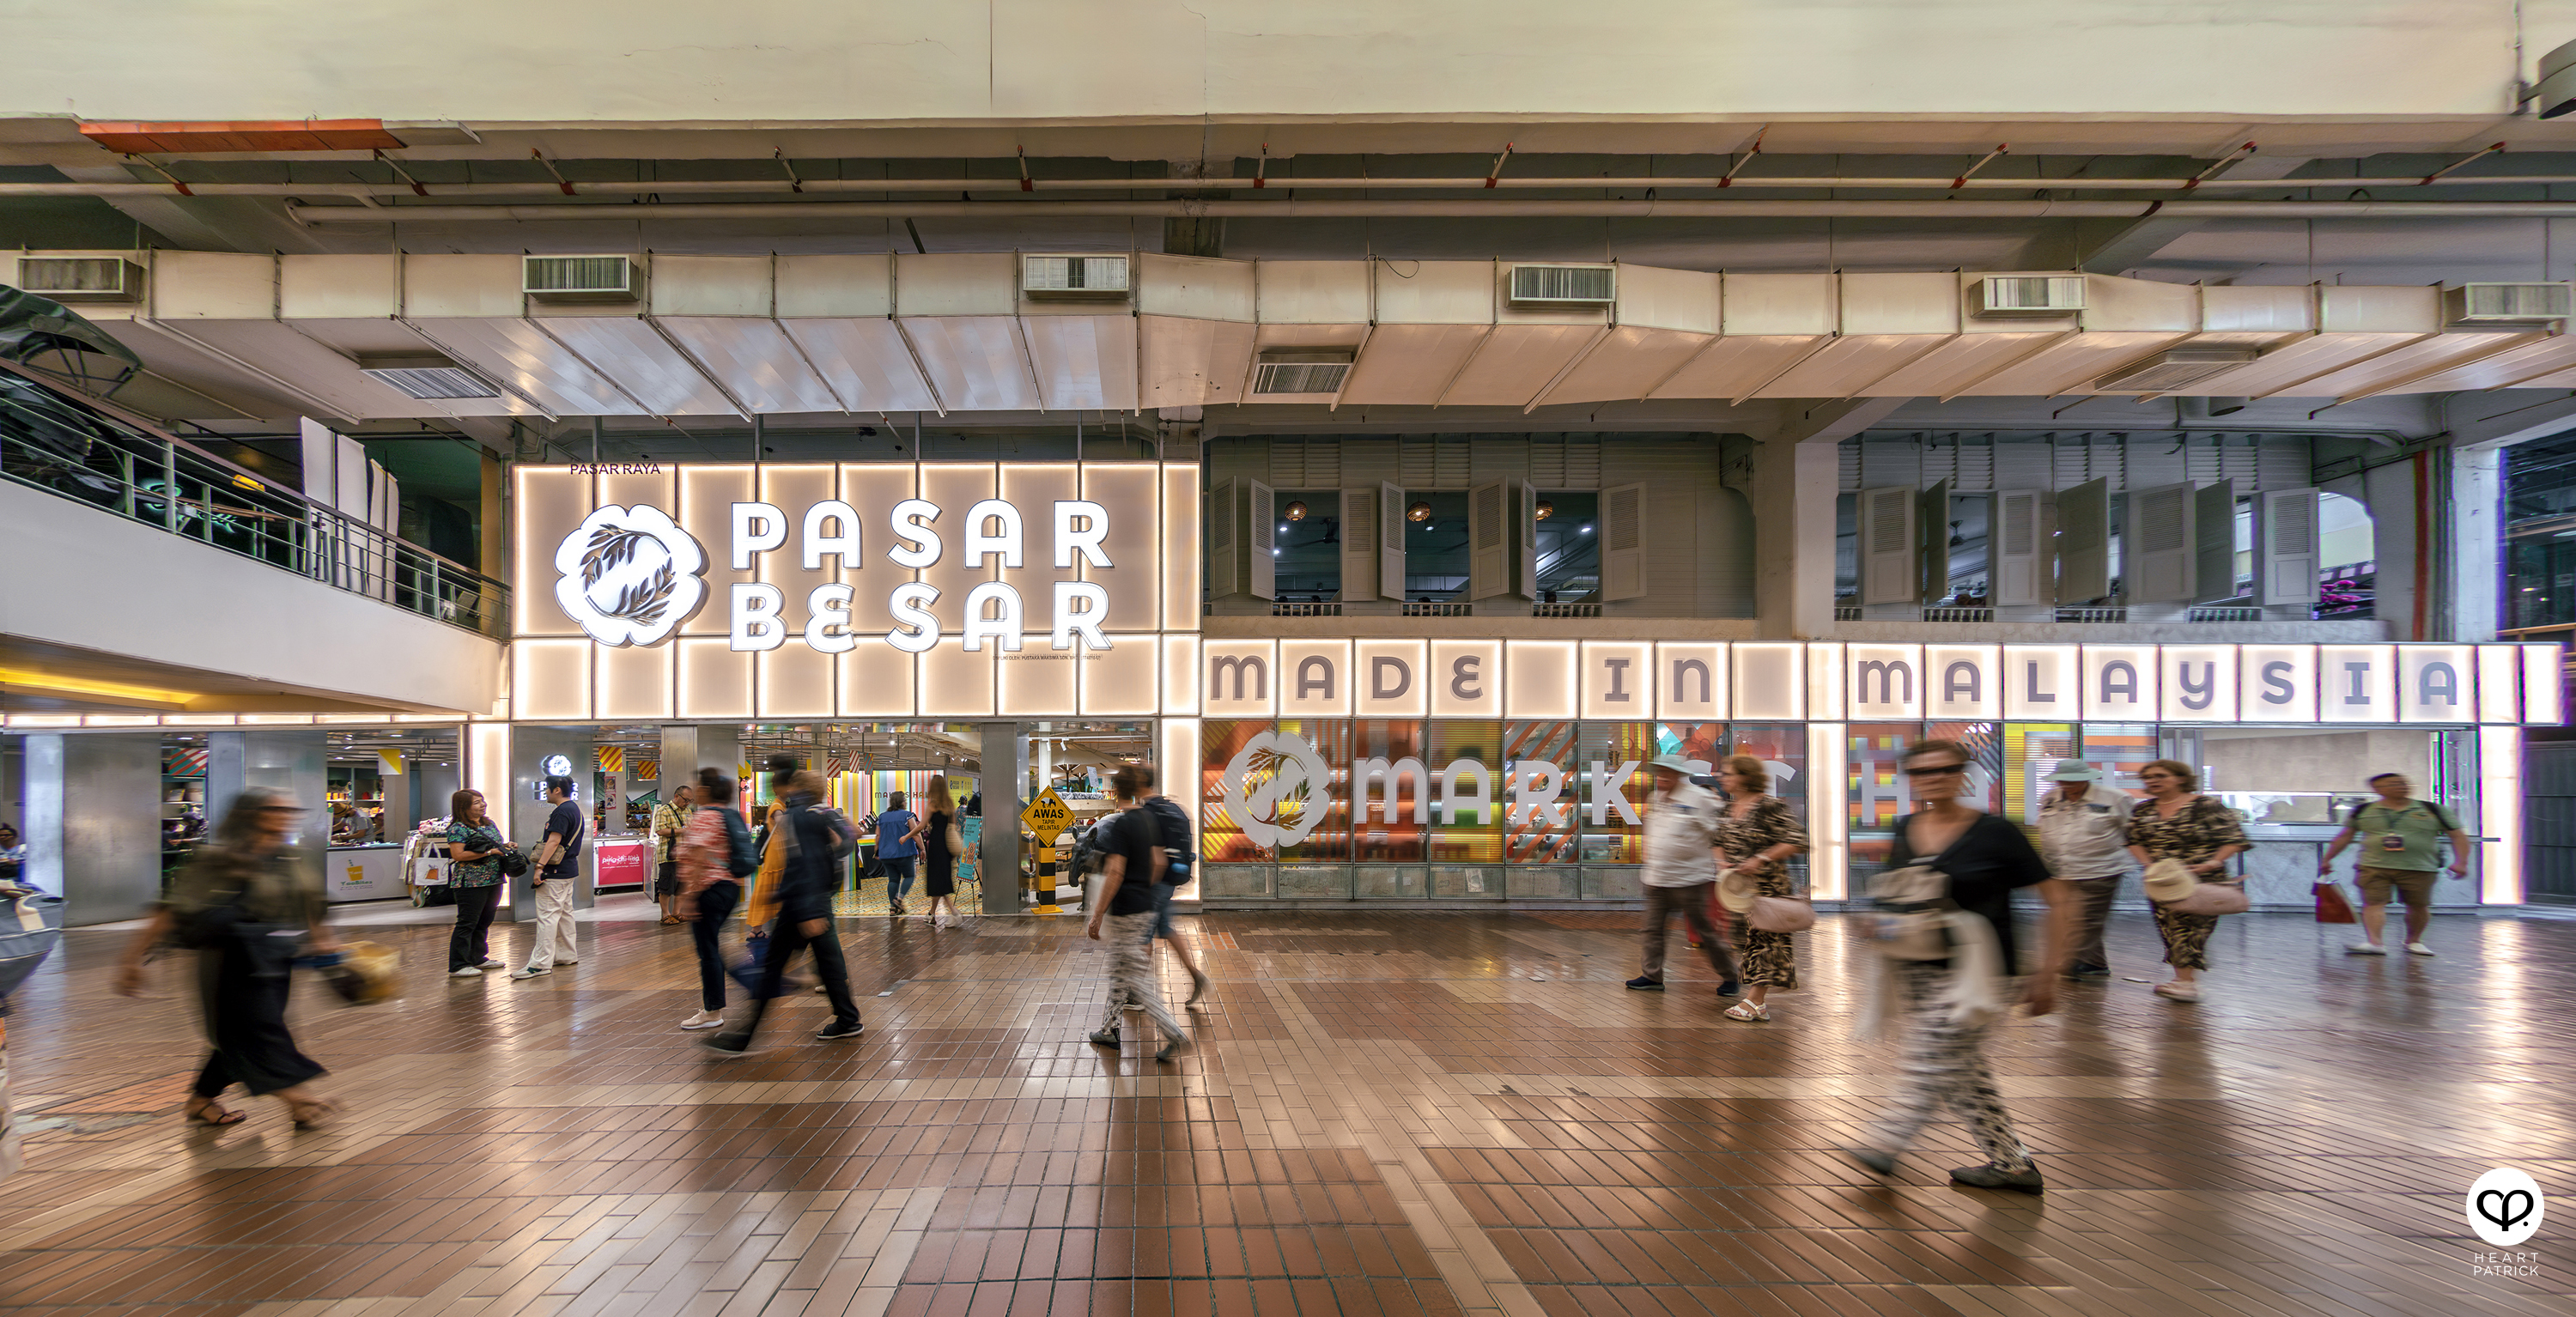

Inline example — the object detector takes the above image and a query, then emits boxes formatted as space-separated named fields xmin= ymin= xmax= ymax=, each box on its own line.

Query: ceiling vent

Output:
xmin=15 ymin=256 xmax=145 ymax=302
xmin=1022 ymin=254 xmax=1131 ymax=300
xmin=522 ymin=255 xmax=639 ymax=301
xmin=357 ymin=353 xmax=500 ymax=400
xmin=1971 ymin=275 xmax=2087 ymax=317
xmin=2093 ymin=346 xmax=2261 ymax=393
xmin=1507 ymin=264 xmax=1616 ymax=306
xmin=2446 ymin=282 xmax=2573 ymax=326
xmin=1251 ymin=349 xmax=1356 ymax=396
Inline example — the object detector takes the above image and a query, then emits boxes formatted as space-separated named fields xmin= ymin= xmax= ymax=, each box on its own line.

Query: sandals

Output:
xmin=184 ymin=1100 xmax=246 ymax=1126
xmin=659 ymin=916 xmax=683 ymax=926
xmin=286 ymin=1097 xmax=339 ymax=1130
xmin=1723 ymin=1000 xmax=1771 ymax=1023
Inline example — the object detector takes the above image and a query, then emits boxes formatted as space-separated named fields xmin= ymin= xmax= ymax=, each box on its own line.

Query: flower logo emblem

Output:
xmin=1221 ymin=730 xmax=1333 ymax=848
xmin=552 ymin=505 xmax=706 ymax=646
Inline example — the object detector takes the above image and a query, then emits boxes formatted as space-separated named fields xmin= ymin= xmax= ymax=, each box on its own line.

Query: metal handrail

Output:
xmin=0 ymin=365 xmax=507 ymax=636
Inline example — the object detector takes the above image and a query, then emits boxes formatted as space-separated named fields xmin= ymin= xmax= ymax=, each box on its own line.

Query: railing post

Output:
xmin=118 ymin=450 xmax=135 ymax=519
xmin=161 ymin=444 xmax=179 ymax=533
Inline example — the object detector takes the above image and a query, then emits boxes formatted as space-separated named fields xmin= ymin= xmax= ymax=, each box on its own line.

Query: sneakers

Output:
xmin=815 ymin=1019 xmax=864 ymax=1041
xmin=1155 ymin=1038 xmax=1188 ymax=1063
xmin=1087 ymin=1027 xmax=1121 ymax=1047
xmin=1625 ymin=976 xmax=1664 ymax=991
xmin=2152 ymin=980 xmax=2200 ymax=1002
xmin=2347 ymin=941 xmax=2388 ymax=956
xmin=476 ymin=960 xmax=504 ymax=971
xmin=557 ymin=960 xmax=578 ymax=966
xmin=1187 ymin=970 xmax=1211 ymax=1005
xmin=2405 ymin=942 xmax=2436 ymax=956
xmin=700 ymin=1031 xmax=750 ymax=1055
xmin=1845 ymin=1146 xmax=1899 ymax=1177
xmin=1717 ymin=980 xmax=1741 ymax=998
xmin=449 ymin=966 xmax=483 ymax=978
xmin=680 ymin=1010 xmax=726 ymax=1030
xmin=509 ymin=966 xmax=549 ymax=980
xmin=2063 ymin=965 xmax=2111 ymax=981
xmin=1949 ymin=1163 xmax=2045 ymax=1194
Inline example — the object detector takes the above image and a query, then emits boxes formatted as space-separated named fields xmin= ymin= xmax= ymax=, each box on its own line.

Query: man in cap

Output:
xmin=2035 ymin=763 xmax=2129 ymax=981
xmin=1625 ymin=752 xmax=1741 ymax=999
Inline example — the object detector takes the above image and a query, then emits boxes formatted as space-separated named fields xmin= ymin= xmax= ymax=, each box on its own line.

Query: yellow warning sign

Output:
xmin=1021 ymin=788 xmax=1074 ymax=843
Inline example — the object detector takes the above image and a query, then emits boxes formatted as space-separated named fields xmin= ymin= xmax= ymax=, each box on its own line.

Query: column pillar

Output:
xmin=2364 ymin=453 xmax=2427 ymax=640
xmin=28 ymin=733 xmax=169 ymax=926
xmin=201 ymin=730 xmax=326 ymax=908
xmin=2442 ymin=444 xmax=2504 ymax=643
xmin=979 ymin=720 xmax=1024 ymax=915
xmin=697 ymin=724 xmax=743 ymax=804
xmin=1749 ymin=439 xmax=1844 ymax=639
xmin=507 ymin=725 xmax=592 ymax=921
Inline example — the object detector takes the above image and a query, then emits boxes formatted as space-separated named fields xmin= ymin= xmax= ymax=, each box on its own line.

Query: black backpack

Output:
xmin=1143 ymin=797 xmax=1196 ymax=885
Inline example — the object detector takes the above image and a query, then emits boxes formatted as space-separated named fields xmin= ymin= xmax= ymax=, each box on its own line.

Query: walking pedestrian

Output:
xmin=1625 ymin=752 xmax=1742 ymax=1000
xmin=920 ymin=776 xmax=963 ymax=928
xmin=676 ymin=768 xmax=756 ymax=1029
xmin=1086 ymin=768 xmax=1192 ymax=1061
xmin=2035 ymin=763 xmax=2131 ymax=981
xmin=511 ymin=776 xmax=584 ymax=980
xmin=1714 ymin=755 xmax=1807 ymax=1022
xmin=877 ymin=791 xmax=925 ymax=917
xmin=2126 ymin=760 xmax=2248 ymax=1002
xmin=440 ymin=789 xmax=507 ymax=977
xmin=703 ymin=770 xmax=862 ymax=1053
xmin=652 ymin=782 xmax=694 ymax=926
xmin=1846 ymin=739 xmax=2068 ymax=1193
xmin=2320 ymin=772 xmax=2470 ymax=956
xmin=112 ymin=786 xmax=341 ymax=1129
xmin=1138 ymin=766 xmax=1212 ymax=1006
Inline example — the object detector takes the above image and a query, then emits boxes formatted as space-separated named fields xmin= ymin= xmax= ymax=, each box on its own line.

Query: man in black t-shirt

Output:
xmin=513 ymin=776 xmax=586 ymax=979
xmin=1084 ymin=769 xmax=1191 ymax=1061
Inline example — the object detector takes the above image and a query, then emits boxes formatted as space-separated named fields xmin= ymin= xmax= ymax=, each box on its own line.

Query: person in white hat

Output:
xmin=1625 ymin=751 xmax=1741 ymax=999
xmin=2035 ymin=763 xmax=2130 ymax=982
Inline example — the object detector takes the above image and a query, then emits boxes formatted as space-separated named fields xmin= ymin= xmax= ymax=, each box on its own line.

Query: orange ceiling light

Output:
xmin=79 ymin=119 xmax=406 ymax=154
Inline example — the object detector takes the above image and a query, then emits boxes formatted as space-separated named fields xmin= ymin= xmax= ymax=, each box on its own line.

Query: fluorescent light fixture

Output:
xmin=2094 ymin=346 xmax=2260 ymax=393
xmin=358 ymin=353 xmax=500 ymax=400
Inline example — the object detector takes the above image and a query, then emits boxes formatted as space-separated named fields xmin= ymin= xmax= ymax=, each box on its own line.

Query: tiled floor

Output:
xmin=3 ymin=897 xmax=2569 ymax=1315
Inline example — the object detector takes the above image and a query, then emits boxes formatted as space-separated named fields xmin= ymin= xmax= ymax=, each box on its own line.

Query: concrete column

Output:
xmin=2364 ymin=454 xmax=2427 ymax=640
xmin=659 ymin=725 xmax=700 ymax=798
xmin=979 ymin=720 xmax=1025 ymax=915
xmin=507 ymin=725 xmax=594 ymax=921
xmin=26 ymin=733 xmax=164 ymax=926
xmin=2443 ymin=444 xmax=2504 ymax=643
xmin=201 ymin=729 xmax=327 ymax=907
xmin=697 ymin=724 xmax=743 ymax=798
xmin=1749 ymin=439 xmax=1843 ymax=639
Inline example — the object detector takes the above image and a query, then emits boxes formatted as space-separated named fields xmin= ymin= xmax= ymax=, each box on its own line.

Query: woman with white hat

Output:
xmin=2123 ymin=759 xmax=2249 ymax=1003
xmin=1710 ymin=755 xmax=1807 ymax=1023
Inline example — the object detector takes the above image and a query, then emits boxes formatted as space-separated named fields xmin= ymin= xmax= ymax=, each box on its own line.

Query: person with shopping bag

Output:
xmin=1710 ymin=755 xmax=1808 ymax=1023
xmin=2318 ymin=772 xmax=2470 ymax=956
xmin=2125 ymin=760 xmax=2249 ymax=1003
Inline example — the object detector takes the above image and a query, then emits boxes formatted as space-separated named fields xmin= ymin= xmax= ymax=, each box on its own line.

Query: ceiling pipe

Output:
xmin=285 ymin=197 xmax=2576 ymax=223
xmin=19 ymin=173 xmax=2576 ymax=198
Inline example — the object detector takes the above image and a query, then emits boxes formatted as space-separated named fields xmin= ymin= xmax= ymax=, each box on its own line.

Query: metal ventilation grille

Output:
xmin=523 ymin=255 xmax=636 ymax=297
xmin=2136 ymin=487 xmax=2189 ymax=554
xmin=1251 ymin=505 xmax=1273 ymax=551
xmin=2095 ymin=346 xmax=2259 ymax=392
xmin=1023 ymin=254 xmax=1131 ymax=298
xmin=2451 ymin=282 xmax=2574 ymax=322
xmin=2000 ymin=492 xmax=2036 ymax=555
xmin=1605 ymin=485 xmax=1642 ymax=552
xmin=17 ymin=256 xmax=145 ymax=301
xmin=1974 ymin=275 xmax=2086 ymax=315
xmin=363 ymin=366 xmax=499 ymax=400
xmin=1508 ymin=264 xmax=1615 ymax=305
xmin=1868 ymin=489 xmax=1908 ymax=554
xmin=1252 ymin=353 xmax=1352 ymax=395
xmin=2270 ymin=491 xmax=2315 ymax=552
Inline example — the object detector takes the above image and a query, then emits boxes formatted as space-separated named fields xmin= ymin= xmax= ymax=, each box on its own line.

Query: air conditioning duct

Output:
xmin=1022 ymin=253 xmax=1130 ymax=300
xmin=522 ymin=255 xmax=639 ymax=301
xmin=1971 ymin=274 xmax=2086 ymax=316
xmin=15 ymin=256 xmax=145 ymax=301
xmin=1251 ymin=349 xmax=1355 ymax=396
xmin=356 ymin=353 xmax=501 ymax=400
xmin=2445 ymin=282 xmax=2573 ymax=326
xmin=2094 ymin=346 xmax=2261 ymax=393
xmin=1506 ymin=264 xmax=1615 ymax=306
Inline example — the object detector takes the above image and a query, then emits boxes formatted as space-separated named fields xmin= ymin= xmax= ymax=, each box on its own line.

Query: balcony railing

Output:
xmin=1270 ymin=601 xmax=1342 ymax=616
xmin=1402 ymin=601 xmax=1475 ymax=617
xmin=1 ymin=364 xmax=507 ymax=637
xmin=1530 ymin=602 xmax=1602 ymax=618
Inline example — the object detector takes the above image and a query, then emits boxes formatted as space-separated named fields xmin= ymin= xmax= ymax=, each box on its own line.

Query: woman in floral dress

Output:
xmin=1715 ymin=755 xmax=1808 ymax=1022
xmin=2124 ymin=759 xmax=2249 ymax=1003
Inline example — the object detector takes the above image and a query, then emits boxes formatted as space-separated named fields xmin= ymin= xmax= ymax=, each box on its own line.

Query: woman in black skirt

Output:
xmin=922 ymin=775 xmax=962 ymax=927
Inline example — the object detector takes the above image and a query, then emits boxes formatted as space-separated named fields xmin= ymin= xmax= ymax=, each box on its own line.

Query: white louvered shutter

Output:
xmin=1469 ymin=477 xmax=1509 ymax=600
xmin=2056 ymin=478 xmax=2111 ymax=604
xmin=1340 ymin=487 xmax=1377 ymax=602
xmin=1917 ymin=479 xmax=1950 ymax=604
xmin=1379 ymin=481 xmax=1407 ymax=599
xmin=1511 ymin=480 xmax=1538 ymax=599
xmin=1207 ymin=479 xmax=1237 ymax=598
xmin=1859 ymin=486 xmax=1917 ymax=605
xmin=2192 ymin=479 xmax=2239 ymax=604
xmin=1247 ymin=477 xmax=1276 ymax=599
xmin=2127 ymin=481 xmax=2195 ymax=603
xmin=1602 ymin=482 xmax=1647 ymax=600
xmin=2257 ymin=488 xmax=2321 ymax=605
xmin=1991 ymin=489 xmax=2047 ymax=606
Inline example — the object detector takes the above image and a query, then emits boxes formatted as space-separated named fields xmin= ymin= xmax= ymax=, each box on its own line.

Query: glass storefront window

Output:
xmin=1426 ymin=719 xmax=1505 ymax=863
xmin=2198 ymin=726 xmax=2441 ymax=825
xmin=2002 ymin=723 xmax=2077 ymax=824
xmin=1504 ymin=720 xmax=1580 ymax=864
xmin=1577 ymin=721 xmax=1654 ymax=863
xmin=1847 ymin=724 xmax=1917 ymax=835
xmin=2081 ymin=724 xmax=2159 ymax=800
xmin=1927 ymin=721 xmax=2002 ymax=815
xmin=1352 ymin=719 xmax=1429 ymax=863
xmin=1728 ymin=723 xmax=1809 ymax=824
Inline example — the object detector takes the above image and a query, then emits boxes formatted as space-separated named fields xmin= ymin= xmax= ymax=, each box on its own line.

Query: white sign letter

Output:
xmin=801 ymin=499 xmax=862 ymax=569
xmin=962 ymin=581 xmax=1024 ymax=652
xmin=885 ymin=581 xmax=942 ymax=652
xmin=728 ymin=582 xmax=786 ymax=652
xmin=1437 ymin=758 xmax=1492 ymax=825
xmin=1589 ymin=760 xmax=1642 ymax=825
xmin=887 ymin=499 xmax=941 ymax=569
xmin=1358 ymin=756 xmax=1430 ymax=825
xmin=731 ymin=501 xmax=787 ymax=570
xmin=1054 ymin=500 xmax=1111 ymax=567
xmin=1510 ymin=761 xmax=1567 ymax=828
xmin=963 ymin=499 xmax=1024 ymax=568
xmin=805 ymin=583 xmax=856 ymax=654
xmin=1052 ymin=580 xmax=1110 ymax=651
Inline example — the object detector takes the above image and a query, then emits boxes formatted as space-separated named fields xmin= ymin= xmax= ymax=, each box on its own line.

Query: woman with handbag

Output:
xmin=676 ymin=768 xmax=757 ymax=1031
xmin=921 ymin=775 xmax=964 ymax=929
xmin=1711 ymin=755 xmax=1809 ymax=1023
xmin=112 ymin=786 xmax=339 ymax=1129
xmin=442 ymin=789 xmax=507 ymax=977
xmin=2125 ymin=759 xmax=2250 ymax=1003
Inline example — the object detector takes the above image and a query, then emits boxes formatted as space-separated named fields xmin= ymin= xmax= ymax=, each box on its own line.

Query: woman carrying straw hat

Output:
xmin=1710 ymin=755 xmax=1807 ymax=1023
xmin=2124 ymin=759 xmax=2249 ymax=1003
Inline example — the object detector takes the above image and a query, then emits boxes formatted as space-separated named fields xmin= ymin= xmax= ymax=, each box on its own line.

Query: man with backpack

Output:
xmin=2321 ymin=773 xmax=2470 ymax=957
xmin=1084 ymin=766 xmax=1192 ymax=1061
xmin=1136 ymin=766 xmax=1211 ymax=1006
